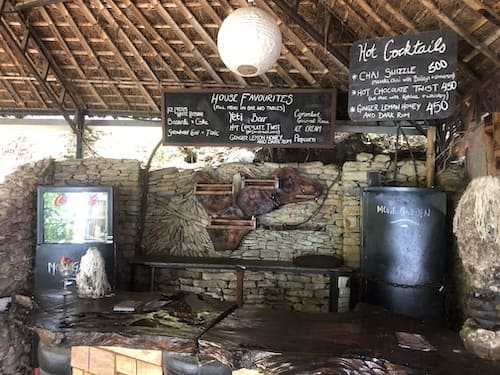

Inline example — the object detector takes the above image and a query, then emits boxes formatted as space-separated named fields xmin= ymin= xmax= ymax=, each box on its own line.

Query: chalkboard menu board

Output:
xmin=162 ymin=89 xmax=336 ymax=148
xmin=348 ymin=29 xmax=458 ymax=121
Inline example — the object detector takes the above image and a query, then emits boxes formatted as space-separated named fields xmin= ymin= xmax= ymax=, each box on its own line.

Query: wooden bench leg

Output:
xmin=236 ymin=269 xmax=244 ymax=307
xmin=329 ymin=272 xmax=339 ymax=312
xmin=150 ymin=266 xmax=156 ymax=291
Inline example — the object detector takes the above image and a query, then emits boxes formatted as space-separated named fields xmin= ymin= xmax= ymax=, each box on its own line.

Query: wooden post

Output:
xmin=75 ymin=110 xmax=84 ymax=159
xmin=236 ymin=269 xmax=244 ymax=307
xmin=426 ymin=126 xmax=436 ymax=187
xmin=484 ymin=113 xmax=500 ymax=176
xmin=328 ymin=272 xmax=339 ymax=313
xmin=494 ymin=113 xmax=500 ymax=177
xmin=149 ymin=267 xmax=156 ymax=292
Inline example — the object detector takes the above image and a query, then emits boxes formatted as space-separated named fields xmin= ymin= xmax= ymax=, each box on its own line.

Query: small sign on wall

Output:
xmin=348 ymin=28 xmax=458 ymax=121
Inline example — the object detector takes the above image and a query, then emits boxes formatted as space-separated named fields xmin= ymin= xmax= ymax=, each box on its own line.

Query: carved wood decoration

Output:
xmin=195 ymin=167 xmax=324 ymax=251
xmin=207 ymin=218 xmax=256 ymax=251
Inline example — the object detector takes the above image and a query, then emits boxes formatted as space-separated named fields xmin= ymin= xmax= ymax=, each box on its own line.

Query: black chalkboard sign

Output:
xmin=348 ymin=29 xmax=458 ymax=121
xmin=162 ymin=89 xmax=336 ymax=147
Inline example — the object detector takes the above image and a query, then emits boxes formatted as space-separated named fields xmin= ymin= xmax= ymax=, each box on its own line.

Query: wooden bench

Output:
xmin=130 ymin=256 xmax=352 ymax=312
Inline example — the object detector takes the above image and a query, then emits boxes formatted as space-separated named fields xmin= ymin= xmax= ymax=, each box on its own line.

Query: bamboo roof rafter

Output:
xmin=0 ymin=0 xmax=496 ymax=119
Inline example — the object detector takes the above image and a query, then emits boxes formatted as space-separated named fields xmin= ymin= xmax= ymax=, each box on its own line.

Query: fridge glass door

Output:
xmin=41 ymin=190 xmax=111 ymax=243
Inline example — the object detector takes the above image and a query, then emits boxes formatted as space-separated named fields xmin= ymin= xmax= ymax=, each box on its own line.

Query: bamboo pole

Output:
xmin=426 ymin=127 xmax=436 ymax=188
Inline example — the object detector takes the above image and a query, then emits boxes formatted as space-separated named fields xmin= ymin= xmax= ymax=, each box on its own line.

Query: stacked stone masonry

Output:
xmin=151 ymin=156 xmax=426 ymax=312
xmin=0 ymin=159 xmax=54 ymax=375
xmin=148 ymin=161 xmax=342 ymax=312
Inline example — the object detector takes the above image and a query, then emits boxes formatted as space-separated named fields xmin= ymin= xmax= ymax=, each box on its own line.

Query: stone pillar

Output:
xmin=453 ymin=176 xmax=500 ymax=360
xmin=0 ymin=159 xmax=54 ymax=375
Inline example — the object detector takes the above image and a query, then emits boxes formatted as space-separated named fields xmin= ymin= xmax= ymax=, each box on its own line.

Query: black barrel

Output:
xmin=361 ymin=187 xmax=446 ymax=324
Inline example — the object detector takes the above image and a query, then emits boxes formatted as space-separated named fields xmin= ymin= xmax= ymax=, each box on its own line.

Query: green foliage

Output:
xmin=42 ymin=192 xmax=73 ymax=243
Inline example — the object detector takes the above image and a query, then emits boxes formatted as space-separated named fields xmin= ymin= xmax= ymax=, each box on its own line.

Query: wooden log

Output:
xmin=236 ymin=269 xmax=244 ymax=307
xmin=426 ymin=127 xmax=436 ymax=188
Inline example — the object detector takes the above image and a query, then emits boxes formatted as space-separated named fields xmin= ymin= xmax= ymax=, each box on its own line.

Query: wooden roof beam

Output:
xmin=39 ymin=7 xmax=108 ymax=109
xmin=0 ymin=73 xmax=25 ymax=106
xmin=0 ymin=33 xmax=46 ymax=106
xmin=151 ymin=0 xmax=225 ymax=85
xmin=419 ymin=0 xmax=500 ymax=67
xmin=274 ymin=64 xmax=298 ymax=88
xmin=378 ymin=1 xmax=478 ymax=82
xmin=351 ymin=0 xmax=393 ymax=35
xmin=324 ymin=11 xmax=331 ymax=42
xmin=272 ymin=0 xmax=349 ymax=72
xmin=460 ymin=0 xmax=500 ymax=27
xmin=458 ymin=1 xmax=500 ymax=63
xmin=75 ymin=0 xmax=159 ymax=111
xmin=14 ymin=0 xmax=71 ymax=11
xmin=0 ymin=17 xmax=80 ymax=132
xmin=102 ymin=0 xmax=181 ymax=84
xmin=463 ymin=29 xmax=500 ymax=63
xmin=324 ymin=0 xmax=379 ymax=39
xmin=262 ymin=3 xmax=329 ymax=74
xmin=94 ymin=0 xmax=161 ymax=84
xmin=0 ymin=3 xmax=86 ymax=131
xmin=57 ymin=2 xmax=129 ymax=108
xmin=3 ymin=4 xmax=84 ymax=111
xmin=122 ymin=0 xmax=200 ymax=83
xmin=171 ymin=0 xmax=247 ymax=86
xmin=378 ymin=1 xmax=416 ymax=33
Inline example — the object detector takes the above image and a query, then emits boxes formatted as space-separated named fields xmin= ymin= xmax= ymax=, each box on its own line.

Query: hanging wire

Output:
xmin=393 ymin=124 xmax=400 ymax=182
xmin=399 ymin=125 xmax=419 ymax=187
xmin=135 ymin=138 xmax=163 ymax=256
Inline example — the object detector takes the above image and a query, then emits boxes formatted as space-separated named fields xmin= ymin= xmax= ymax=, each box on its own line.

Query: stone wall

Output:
xmin=0 ymin=159 xmax=54 ymax=375
xmin=149 ymin=155 xmax=426 ymax=312
xmin=145 ymin=161 xmax=342 ymax=312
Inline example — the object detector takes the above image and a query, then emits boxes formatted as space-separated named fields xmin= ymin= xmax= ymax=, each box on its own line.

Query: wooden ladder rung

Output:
xmin=241 ymin=177 xmax=279 ymax=190
xmin=295 ymin=194 xmax=317 ymax=199
xmin=209 ymin=218 xmax=256 ymax=229
xmin=194 ymin=183 xmax=233 ymax=195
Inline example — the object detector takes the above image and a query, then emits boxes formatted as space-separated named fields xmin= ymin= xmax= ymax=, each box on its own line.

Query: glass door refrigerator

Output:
xmin=35 ymin=186 xmax=116 ymax=292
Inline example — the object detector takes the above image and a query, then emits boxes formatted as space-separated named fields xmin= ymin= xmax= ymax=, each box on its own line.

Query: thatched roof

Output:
xmin=0 ymin=0 xmax=498 ymax=119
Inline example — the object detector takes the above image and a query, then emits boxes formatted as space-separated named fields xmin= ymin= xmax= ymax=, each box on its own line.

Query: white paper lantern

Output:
xmin=217 ymin=6 xmax=282 ymax=77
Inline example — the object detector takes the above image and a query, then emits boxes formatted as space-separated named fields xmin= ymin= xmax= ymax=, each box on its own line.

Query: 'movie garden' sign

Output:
xmin=162 ymin=89 xmax=336 ymax=148
xmin=348 ymin=28 xmax=458 ymax=121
